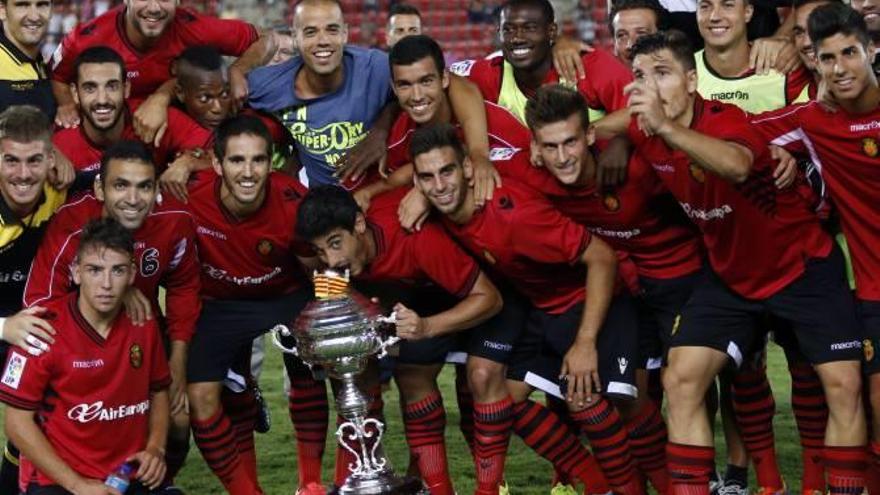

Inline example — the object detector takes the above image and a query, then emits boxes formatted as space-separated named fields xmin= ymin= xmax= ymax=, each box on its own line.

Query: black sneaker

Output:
xmin=253 ymin=382 xmax=271 ymax=434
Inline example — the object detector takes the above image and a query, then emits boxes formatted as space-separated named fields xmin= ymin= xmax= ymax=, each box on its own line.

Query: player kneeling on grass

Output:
xmin=0 ymin=217 xmax=171 ymax=495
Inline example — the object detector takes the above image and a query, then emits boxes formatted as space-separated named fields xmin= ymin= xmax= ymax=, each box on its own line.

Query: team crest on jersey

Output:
xmin=862 ymin=138 xmax=879 ymax=157
xmin=1 ymin=352 xmax=27 ymax=390
xmin=689 ymin=163 xmax=706 ymax=183
xmin=865 ymin=339 xmax=875 ymax=362
xmin=483 ymin=249 xmax=497 ymax=265
xmin=129 ymin=344 xmax=143 ymax=369
xmin=603 ymin=193 xmax=621 ymax=212
xmin=257 ymin=239 xmax=274 ymax=257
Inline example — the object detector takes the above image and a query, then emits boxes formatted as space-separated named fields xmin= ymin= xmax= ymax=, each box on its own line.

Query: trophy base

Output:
xmin=331 ymin=473 xmax=426 ymax=495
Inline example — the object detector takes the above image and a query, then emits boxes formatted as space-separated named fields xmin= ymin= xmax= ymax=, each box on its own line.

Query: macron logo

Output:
xmin=618 ymin=357 xmax=628 ymax=374
xmin=850 ymin=121 xmax=880 ymax=132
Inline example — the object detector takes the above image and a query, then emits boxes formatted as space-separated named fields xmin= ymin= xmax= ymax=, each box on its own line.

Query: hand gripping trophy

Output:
xmin=271 ymin=270 xmax=424 ymax=495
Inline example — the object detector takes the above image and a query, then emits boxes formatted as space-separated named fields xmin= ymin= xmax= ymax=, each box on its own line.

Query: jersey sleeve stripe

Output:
xmin=150 ymin=375 xmax=172 ymax=392
xmin=0 ymin=390 xmax=39 ymax=410
xmin=22 ymin=229 xmax=82 ymax=308
xmin=454 ymin=264 xmax=482 ymax=300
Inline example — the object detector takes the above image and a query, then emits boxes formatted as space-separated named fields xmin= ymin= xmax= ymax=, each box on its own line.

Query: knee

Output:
xmin=187 ymin=383 xmax=220 ymax=416
xmin=467 ymin=361 xmax=504 ymax=398
xmin=662 ymin=364 xmax=708 ymax=407
xmin=821 ymin=366 xmax=863 ymax=405
xmin=170 ymin=410 xmax=191 ymax=431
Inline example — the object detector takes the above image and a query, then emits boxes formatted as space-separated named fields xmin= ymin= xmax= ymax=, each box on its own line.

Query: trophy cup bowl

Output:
xmin=272 ymin=274 xmax=424 ymax=495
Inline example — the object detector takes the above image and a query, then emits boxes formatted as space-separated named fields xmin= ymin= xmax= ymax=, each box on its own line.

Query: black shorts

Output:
xmin=395 ymin=285 xmax=461 ymax=365
xmin=461 ymin=290 xmax=529 ymax=365
xmin=187 ymin=289 xmax=310 ymax=383
xmin=507 ymin=295 xmax=640 ymax=401
xmin=636 ymin=270 xmax=702 ymax=369
xmin=395 ymin=288 xmax=528 ymax=366
xmin=859 ymin=300 xmax=880 ymax=375
xmin=671 ymin=246 xmax=863 ymax=368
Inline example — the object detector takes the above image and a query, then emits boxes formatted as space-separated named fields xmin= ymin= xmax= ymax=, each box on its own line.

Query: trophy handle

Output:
xmin=373 ymin=311 xmax=400 ymax=359
xmin=269 ymin=324 xmax=299 ymax=356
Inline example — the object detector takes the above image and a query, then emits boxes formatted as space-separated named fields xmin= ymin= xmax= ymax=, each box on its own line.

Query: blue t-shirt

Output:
xmin=248 ymin=46 xmax=393 ymax=186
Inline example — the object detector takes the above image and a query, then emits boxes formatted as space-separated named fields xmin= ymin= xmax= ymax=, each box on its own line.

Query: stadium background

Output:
xmin=9 ymin=0 xmax=809 ymax=493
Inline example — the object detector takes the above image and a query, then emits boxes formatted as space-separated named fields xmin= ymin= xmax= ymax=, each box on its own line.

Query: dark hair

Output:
xmin=296 ymin=185 xmax=360 ymax=241
xmin=629 ymin=29 xmax=696 ymax=71
xmin=389 ymin=3 xmax=422 ymax=19
xmin=502 ymin=0 xmax=555 ymax=24
xmin=525 ymin=84 xmax=591 ymax=132
xmin=99 ymin=140 xmax=155 ymax=180
xmin=609 ymin=0 xmax=669 ymax=31
xmin=77 ymin=217 xmax=135 ymax=258
xmin=73 ymin=46 xmax=126 ymax=85
xmin=808 ymin=3 xmax=870 ymax=48
xmin=409 ymin=123 xmax=466 ymax=165
xmin=0 ymin=105 xmax=52 ymax=147
xmin=792 ymin=0 xmax=841 ymax=10
xmin=389 ymin=34 xmax=445 ymax=74
xmin=177 ymin=45 xmax=224 ymax=74
xmin=213 ymin=115 xmax=274 ymax=162
xmin=175 ymin=45 xmax=225 ymax=87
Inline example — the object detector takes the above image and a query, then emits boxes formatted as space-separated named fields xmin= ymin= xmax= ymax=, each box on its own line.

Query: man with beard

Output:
xmin=52 ymin=47 xmax=213 ymax=187
xmin=49 ymin=0 xmax=275 ymax=146
xmin=24 ymin=140 xmax=201 ymax=494
xmin=184 ymin=115 xmax=313 ymax=495
xmin=0 ymin=0 xmax=55 ymax=120
xmin=0 ymin=105 xmax=67 ymax=494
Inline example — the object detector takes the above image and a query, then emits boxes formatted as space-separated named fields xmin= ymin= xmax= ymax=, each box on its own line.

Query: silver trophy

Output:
xmin=271 ymin=271 xmax=424 ymax=495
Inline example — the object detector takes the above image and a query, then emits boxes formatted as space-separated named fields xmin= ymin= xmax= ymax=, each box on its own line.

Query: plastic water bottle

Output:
xmin=105 ymin=462 xmax=134 ymax=493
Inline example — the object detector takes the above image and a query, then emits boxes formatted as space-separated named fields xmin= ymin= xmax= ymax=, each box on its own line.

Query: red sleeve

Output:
xmin=626 ymin=118 xmax=649 ymax=148
xmin=22 ymin=213 xmax=79 ymax=308
xmin=159 ymin=213 xmax=202 ymax=343
xmin=706 ymin=106 xmax=770 ymax=159
xmin=509 ymin=189 xmax=592 ymax=265
xmin=453 ymin=58 xmax=502 ymax=102
xmin=180 ymin=10 xmax=259 ymax=57
xmin=0 ymin=348 xmax=52 ymax=411
xmin=162 ymin=107 xmax=212 ymax=153
xmin=496 ymin=154 xmax=560 ymax=195
xmin=50 ymin=24 xmax=85 ymax=83
xmin=384 ymin=115 xmax=413 ymax=173
xmin=413 ymin=225 xmax=481 ymax=299
xmin=749 ymin=103 xmax=812 ymax=154
xmin=146 ymin=323 xmax=172 ymax=391
xmin=578 ymin=50 xmax=633 ymax=112
xmin=785 ymin=66 xmax=812 ymax=104
xmin=486 ymin=102 xmax=532 ymax=150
